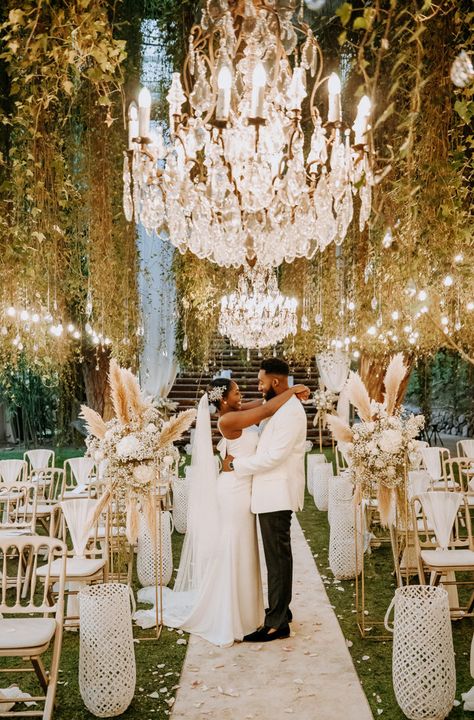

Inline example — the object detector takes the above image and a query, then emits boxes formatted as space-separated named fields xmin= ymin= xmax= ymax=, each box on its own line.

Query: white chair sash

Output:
xmin=0 ymin=459 xmax=25 ymax=484
xmin=68 ymin=457 xmax=95 ymax=486
xmin=60 ymin=494 xmax=110 ymax=557
xmin=461 ymin=440 xmax=474 ymax=457
xmin=420 ymin=447 xmax=444 ymax=481
xmin=418 ymin=492 xmax=462 ymax=550
xmin=25 ymin=449 xmax=53 ymax=470
xmin=408 ymin=471 xmax=432 ymax=501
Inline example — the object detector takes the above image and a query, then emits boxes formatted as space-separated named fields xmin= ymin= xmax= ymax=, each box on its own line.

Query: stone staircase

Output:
xmin=168 ymin=341 xmax=331 ymax=448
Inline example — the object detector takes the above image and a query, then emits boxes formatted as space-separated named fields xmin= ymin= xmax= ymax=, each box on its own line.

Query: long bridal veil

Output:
xmin=134 ymin=393 xmax=220 ymax=628
xmin=174 ymin=392 xmax=220 ymax=591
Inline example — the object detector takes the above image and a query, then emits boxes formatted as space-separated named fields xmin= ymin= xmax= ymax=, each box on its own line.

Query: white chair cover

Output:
xmin=25 ymin=449 xmax=54 ymax=470
xmin=0 ymin=459 xmax=26 ymax=483
xmin=316 ymin=351 xmax=350 ymax=393
xmin=407 ymin=471 xmax=431 ymax=501
xmin=461 ymin=440 xmax=474 ymax=457
xmin=420 ymin=447 xmax=444 ymax=481
xmin=67 ymin=457 xmax=96 ymax=488
xmin=418 ymin=492 xmax=462 ymax=550
xmin=60 ymin=496 xmax=109 ymax=557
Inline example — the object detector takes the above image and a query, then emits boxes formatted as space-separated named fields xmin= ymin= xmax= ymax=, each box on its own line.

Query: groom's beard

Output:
xmin=264 ymin=387 xmax=277 ymax=401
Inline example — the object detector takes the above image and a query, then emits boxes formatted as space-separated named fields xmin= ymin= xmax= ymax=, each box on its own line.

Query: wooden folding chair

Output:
xmin=0 ymin=535 xmax=67 ymax=719
xmin=412 ymin=491 xmax=474 ymax=617
xmin=38 ymin=496 xmax=110 ymax=626
xmin=20 ymin=469 xmax=64 ymax=534
xmin=0 ymin=483 xmax=38 ymax=537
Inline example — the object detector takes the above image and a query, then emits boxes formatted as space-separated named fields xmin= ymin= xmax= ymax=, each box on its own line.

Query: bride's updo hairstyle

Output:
xmin=207 ymin=377 xmax=232 ymax=410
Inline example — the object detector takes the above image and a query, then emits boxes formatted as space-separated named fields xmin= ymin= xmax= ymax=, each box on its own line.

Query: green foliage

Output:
xmin=0 ymin=355 xmax=59 ymax=444
xmin=0 ymin=0 xmax=140 ymax=375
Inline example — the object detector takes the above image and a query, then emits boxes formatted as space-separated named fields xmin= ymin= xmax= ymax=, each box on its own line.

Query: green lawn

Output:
xmin=298 ymin=451 xmax=474 ymax=719
xmin=3 ymin=447 xmax=473 ymax=718
xmin=0 ymin=446 xmax=189 ymax=719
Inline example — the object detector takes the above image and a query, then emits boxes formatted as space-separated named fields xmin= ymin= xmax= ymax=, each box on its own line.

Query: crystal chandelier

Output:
xmin=124 ymin=0 xmax=375 ymax=267
xmin=218 ymin=265 xmax=297 ymax=349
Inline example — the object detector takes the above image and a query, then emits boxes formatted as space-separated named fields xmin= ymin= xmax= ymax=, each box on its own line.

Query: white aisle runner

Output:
xmin=171 ymin=517 xmax=373 ymax=720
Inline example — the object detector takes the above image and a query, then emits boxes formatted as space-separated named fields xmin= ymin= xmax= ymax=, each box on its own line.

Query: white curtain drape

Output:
xmin=316 ymin=351 xmax=350 ymax=392
xmin=137 ymin=226 xmax=178 ymax=400
xmin=316 ymin=351 xmax=350 ymax=422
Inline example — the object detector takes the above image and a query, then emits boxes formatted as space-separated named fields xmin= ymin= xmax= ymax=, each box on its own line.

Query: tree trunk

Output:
xmin=81 ymin=347 xmax=113 ymax=420
xmin=360 ymin=354 xmax=414 ymax=406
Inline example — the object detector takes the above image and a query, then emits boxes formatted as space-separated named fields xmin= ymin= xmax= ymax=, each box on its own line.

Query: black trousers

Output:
xmin=258 ymin=510 xmax=293 ymax=630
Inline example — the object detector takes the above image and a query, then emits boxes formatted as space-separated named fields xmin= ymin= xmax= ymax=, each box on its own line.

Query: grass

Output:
xmin=0 ymin=446 xmax=189 ymax=719
xmin=297 ymin=451 xmax=474 ymax=719
xmin=3 ymin=445 xmax=474 ymax=718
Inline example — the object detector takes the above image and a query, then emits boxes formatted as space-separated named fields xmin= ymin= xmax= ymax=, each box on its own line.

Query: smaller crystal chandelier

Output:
xmin=219 ymin=265 xmax=297 ymax=349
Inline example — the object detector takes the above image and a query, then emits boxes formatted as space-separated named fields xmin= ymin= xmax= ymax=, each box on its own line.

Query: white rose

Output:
xmin=116 ymin=434 xmax=141 ymax=458
xmin=379 ymin=429 xmax=403 ymax=454
xmin=133 ymin=464 xmax=153 ymax=485
xmin=146 ymin=423 xmax=157 ymax=433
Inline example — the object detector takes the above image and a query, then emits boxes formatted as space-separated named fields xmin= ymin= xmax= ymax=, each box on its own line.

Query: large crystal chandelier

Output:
xmin=124 ymin=0 xmax=375 ymax=267
xmin=218 ymin=265 xmax=297 ymax=348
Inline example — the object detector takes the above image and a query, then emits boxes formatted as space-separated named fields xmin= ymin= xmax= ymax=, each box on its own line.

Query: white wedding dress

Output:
xmin=134 ymin=425 xmax=264 ymax=647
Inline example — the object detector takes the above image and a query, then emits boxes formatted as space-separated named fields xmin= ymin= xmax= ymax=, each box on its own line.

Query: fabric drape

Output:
xmin=137 ymin=226 xmax=177 ymax=400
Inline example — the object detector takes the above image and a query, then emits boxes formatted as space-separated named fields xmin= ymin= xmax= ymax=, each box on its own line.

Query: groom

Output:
xmin=223 ymin=358 xmax=308 ymax=641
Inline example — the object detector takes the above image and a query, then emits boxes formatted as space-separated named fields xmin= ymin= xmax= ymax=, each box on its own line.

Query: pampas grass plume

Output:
xmin=157 ymin=408 xmax=197 ymax=449
xmin=109 ymin=358 xmax=130 ymax=424
xmin=346 ymin=371 xmax=372 ymax=422
xmin=326 ymin=414 xmax=353 ymax=443
xmin=383 ymin=352 xmax=408 ymax=415
xmin=79 ymin=405 xmax=107 ymax=439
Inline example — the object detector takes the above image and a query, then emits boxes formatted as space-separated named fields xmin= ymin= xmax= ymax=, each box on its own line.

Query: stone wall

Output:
xmin=431 ymin=409 xmax=474 ymax=438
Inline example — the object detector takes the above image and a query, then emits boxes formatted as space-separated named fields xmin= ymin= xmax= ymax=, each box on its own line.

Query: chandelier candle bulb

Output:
xmin=352 ymin=95 xmax=371 ymax=145
xmin=127 ymin=102 xmax=138 ymax=149
xmin=138 ymin=87 xmax=151 ymax=138
xmin=250 ymin=62 xmax=266 ymax=118
xmin=327 ymin=73 xmax=342 ymax=123
xmin=216 ymin=66 xmax=232 ymax=120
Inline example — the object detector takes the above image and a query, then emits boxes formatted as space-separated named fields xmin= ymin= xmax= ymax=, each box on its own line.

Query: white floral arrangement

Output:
xmin=326 ymin=353 xmax=424 ymax=525
xmin=80 ymin=360 xmax=196 ymax=542
xmin=313 ymin=388 xmax=338 ymax=412
xmin=313 ymin=387 xmax=338 ymax=429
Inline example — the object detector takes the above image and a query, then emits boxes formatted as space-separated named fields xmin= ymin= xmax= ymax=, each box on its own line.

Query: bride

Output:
xmin=134 ymin=376 xmax=309 ymax=647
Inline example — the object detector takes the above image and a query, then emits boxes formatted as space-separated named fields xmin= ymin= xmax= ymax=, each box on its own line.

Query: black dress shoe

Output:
xmin=243 ymin=624 xmax=290 ymax=642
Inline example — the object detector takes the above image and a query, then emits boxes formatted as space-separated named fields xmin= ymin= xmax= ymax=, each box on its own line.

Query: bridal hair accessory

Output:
xmin=208 ymin=385 xmax=226 ymax=403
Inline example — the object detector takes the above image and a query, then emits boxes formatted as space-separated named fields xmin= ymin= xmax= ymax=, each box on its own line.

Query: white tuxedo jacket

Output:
xmin=233 ymin=395 xmax=307 ymax=514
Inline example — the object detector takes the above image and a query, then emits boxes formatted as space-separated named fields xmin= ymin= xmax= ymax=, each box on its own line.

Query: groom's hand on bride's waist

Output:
xmin=222 ymin=455 xmax=235 ymax=472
